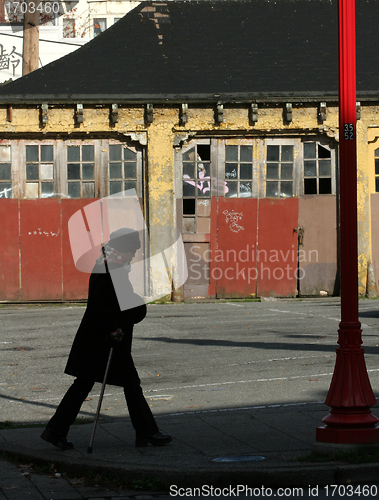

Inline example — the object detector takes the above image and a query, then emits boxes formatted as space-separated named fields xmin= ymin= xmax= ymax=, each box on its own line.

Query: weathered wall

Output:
xmin=0 ymin=101 xmax=377 ymax=297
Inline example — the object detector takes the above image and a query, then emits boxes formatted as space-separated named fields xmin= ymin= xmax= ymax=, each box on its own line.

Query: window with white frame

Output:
xmin=25 ymin=144 xmax=55 ymax=198
xmin=0 ymin=145 xmax=12 ymax=198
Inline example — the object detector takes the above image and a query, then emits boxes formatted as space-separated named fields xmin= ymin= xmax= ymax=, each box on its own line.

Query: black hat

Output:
xmin=109 ymin=228 xmax=141 ymax=253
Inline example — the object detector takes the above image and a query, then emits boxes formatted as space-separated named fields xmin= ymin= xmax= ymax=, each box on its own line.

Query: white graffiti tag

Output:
xmin=223 ymin=210 xmax=244 ymax=233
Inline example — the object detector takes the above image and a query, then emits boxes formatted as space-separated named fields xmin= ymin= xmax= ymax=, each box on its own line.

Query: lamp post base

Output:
xmin=316 ymin=424 xmax=379 ymax=444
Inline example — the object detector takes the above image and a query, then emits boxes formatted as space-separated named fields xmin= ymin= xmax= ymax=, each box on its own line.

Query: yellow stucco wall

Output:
xmin=1 ymin=101 xmax=377 ymax=295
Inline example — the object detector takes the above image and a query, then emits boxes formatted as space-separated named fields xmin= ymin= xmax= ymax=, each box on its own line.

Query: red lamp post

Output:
xmin=316 ymin=0 xmax=379 ymax=445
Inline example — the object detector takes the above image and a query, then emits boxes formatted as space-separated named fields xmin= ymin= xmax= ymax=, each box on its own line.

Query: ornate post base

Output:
xmin=316 ymin=322 xmax=379 ymax=444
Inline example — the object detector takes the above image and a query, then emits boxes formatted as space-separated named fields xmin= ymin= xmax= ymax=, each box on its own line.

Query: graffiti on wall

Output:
xmin=223 ymin=209 xmax=244 ymax=233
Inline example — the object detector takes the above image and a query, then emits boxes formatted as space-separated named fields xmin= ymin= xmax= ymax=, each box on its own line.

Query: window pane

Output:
xmin=26 ymin=164 xmax=39 ymax=180
xmin=41 ymin=182 xmax=54 ymax=197
xmin=376 ymin=177 xmax=379 ymax=193
xmin=267 ymin=145 xmax=279 ymax=162
xmin=40 ymin=164 xmax=54 ymax=180
xmin=41 ymin=145 xmax=53 ymax=162
xmin=110 ymin=181 xmax=122 ymax=195
xmin=197 ymin=144 xmax=211 ymax=161
xmin=0 ymin=145 xmax=11 ymax=162
xmin=304 ymin=161 xmax=317 ymax=177
xmin=68 ymin=164 xmax=80 ymax=180
xmin=375 ymin=148 xmax=379 ymax=158
xmin=198 ymin=163 xmax=210 ymax=178
xmin=281 ymin=181 xmax=293 ymax=197
xmin=182 ymin=147 xmax=195 ymax=162
xmin=26 ymin=145 xmax=39 ymax=162
xmin=225 ymin=145 xmax=238 ymax=162
xmin=82 ymin=163 xmax=94 ymax=180
xmin=240 ymin=164 xmax=252 ymax=179
xmin=124 ymin=180 xmax=137 ymax=192
xmin=319 ymin=160 xmax=331 ymax=176
xmin=318 ymin=144 xmax=331 ymax=159
xmin=183 ymin=181 xmax=196 ymax=197
xmin=240 ymin=182 xmax=252 ymax=197
xmin=281 ymin=145 xmax=293 ymax=162
xmin=267 ymin=163 xmax=279 ymax=179
xmin=304 ymin=178 xmax=317 ymax=195
xmin=183 ymin=198 xmax=196 ymax=215
xmin=375 ymin=159 xmax=379 ymax=176
xmin=124 ymin=148 xmax=136 ymax=161
xmin=68 ymin=182 xmax=80 ymax=198
xmin=225 ymin=164 xmax=238 ymax=179
xmin=281 ymin=164 xmax=293 ymax=180
xmin=197 ymin=185 xmax=210 ymax=198
xmin=82 ymin=145 xmax=94 ymax=162
xmin=240 ymin=146 xmax=253 ymax=162
xmin=0 ymin=164 xmax=11 ymax=180
xmin=25 ymin=182 xmax=38 ymax=198
xmin=67 ymin=146 xmax=80 ymax=162
xmin=225 ymin=181 xmax=238 ymax=198
xmin=183 ymin=217 xmax=196 ymax=233
xmin=0 ymin=182 xmax=11 ymax=198
xmin=82 ymin=182 xmax=95 ymax=198
xmin=109 ymin=145 xmax=122 ymax=161
xmin=319 ymin=178 xmax=332 ymax=194
xmin=304 ymin=143 xmax=316 ymax=159
xmin=124 ymin=163 xmax=137 ymax=178
xmin=266 ymin=181 xmax=278 ymax=197
xmin=183 ymin=162 xmax=195 ymax=178
xmin=94 ymin=17 xmax=106 ymax=36
xmin=110 ymin=163 xmax=122 ymax=179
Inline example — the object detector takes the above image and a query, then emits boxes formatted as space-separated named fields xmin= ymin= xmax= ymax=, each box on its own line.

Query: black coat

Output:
xmin=65 ymin=263 xmax=146 ymax=387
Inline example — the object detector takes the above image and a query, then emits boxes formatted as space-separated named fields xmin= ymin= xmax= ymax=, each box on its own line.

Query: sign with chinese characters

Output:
xmin=0 ymin=43 xmax=22 ymax=76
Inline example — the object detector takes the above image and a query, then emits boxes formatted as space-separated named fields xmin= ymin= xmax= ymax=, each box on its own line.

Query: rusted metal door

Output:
xmin=256 ymin=198 xmax=299 ymax=297
xmin=211 ymin=197 xmax=258 ymax=298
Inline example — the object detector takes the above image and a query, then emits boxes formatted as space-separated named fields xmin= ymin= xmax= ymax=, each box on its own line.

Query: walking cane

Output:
xmin=87 ymin=199 xmax=112 ymax=454
xmin=87 ymin=346 xmax=114 ymax=453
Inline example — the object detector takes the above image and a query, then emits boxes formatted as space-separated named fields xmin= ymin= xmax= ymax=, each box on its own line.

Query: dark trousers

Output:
xmin=46 ymin=377 xmax=159 ymax=438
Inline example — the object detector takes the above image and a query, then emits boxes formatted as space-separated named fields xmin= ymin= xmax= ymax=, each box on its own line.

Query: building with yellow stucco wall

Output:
xmin=0 ymin=0 xmax=378 ymax=302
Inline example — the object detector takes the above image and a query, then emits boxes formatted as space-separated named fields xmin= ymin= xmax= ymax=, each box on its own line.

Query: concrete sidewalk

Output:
xmin=1 ymin=401 xmax=379 ymax=500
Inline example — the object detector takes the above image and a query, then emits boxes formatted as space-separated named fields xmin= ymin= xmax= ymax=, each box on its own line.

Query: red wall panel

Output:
xmin=20 ymin=199 xmax=62 ymax=300
xmin=0 ymin=199 xmax=20 ymax=300
xmin=256 ymin=198 xmax=299 ymax=297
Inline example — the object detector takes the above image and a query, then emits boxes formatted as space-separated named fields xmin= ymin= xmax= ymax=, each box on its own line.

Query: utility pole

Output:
xmin=22 ymin=0 xmax=39 ymax=75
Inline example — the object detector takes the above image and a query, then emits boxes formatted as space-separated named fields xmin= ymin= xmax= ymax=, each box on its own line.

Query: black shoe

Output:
xmin=41 ymin=428 xmax=74 ymax=450
xmin=135 ymin=431 xmax=172 ymax=447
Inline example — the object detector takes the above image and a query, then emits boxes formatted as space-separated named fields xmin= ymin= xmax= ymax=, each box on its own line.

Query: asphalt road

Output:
xmin=1 ymin=298 xmax=379 ymax=425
